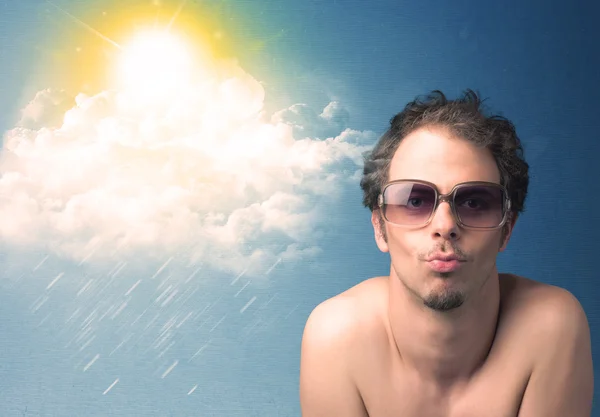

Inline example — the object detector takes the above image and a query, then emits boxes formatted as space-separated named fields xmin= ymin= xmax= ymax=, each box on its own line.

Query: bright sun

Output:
xmin=117 ymin=30 xmax=194 ymax=99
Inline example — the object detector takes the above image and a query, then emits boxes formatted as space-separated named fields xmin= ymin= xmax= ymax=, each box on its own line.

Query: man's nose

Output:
xmin=429 ymin=201 xmax=460 ymax=240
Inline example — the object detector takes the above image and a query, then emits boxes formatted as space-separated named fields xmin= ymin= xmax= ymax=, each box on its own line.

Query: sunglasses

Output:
xmin=377 ymin=180 xmax=511 ymax=229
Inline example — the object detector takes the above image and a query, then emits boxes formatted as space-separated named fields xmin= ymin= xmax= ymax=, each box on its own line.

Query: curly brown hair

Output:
xmin=360 ymin=90 xmax=530 ymax=223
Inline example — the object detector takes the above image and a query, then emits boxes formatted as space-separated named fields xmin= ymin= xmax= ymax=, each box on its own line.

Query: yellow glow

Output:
xmin=117 ymin=30 xmax=194 ymax=99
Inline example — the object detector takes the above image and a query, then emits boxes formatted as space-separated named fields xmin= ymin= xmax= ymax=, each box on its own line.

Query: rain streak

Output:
xmin=19 ymin=252 xmax=294 ymax=403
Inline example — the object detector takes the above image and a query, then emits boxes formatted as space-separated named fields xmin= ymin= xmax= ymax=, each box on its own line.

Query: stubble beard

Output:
xmin=419 ymin=245 xmax=470 ymax=312
xmin=422 ymin=284 xmax=466 ymax=311
xmin=422 ymin=258 xmax=499 ymax=312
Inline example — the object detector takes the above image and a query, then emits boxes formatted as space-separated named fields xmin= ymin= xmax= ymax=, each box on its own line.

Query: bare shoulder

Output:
xmin=299 ymin=277 xmax=387 ymax=417
xmin=303 ymin=277 xmax=387 ymax=336
xmin=500 ymin=274 xmax=590 ymax=332
xmin=500 ymin=277 xmax=593 ymax=416
xmin=499 ymin=274 xmax=591 ymax=375
xmin=301 ymin=276 xmax=388 ymax=363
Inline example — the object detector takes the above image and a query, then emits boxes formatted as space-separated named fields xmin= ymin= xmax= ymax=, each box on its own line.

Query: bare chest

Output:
xmin=360 ymin=374 xmax=527 ymax=417
xmin=356 ymin=345 xmax=531 ymax=417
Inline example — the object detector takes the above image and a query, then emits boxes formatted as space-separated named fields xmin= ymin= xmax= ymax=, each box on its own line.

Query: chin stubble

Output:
xmin=422 ymin=290 xmax=465 ymax=311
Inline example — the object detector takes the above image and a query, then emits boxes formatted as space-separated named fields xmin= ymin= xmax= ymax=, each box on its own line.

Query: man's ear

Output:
xmin=499 ymin=212 xmax=518 ymax=252
xmin=372 ymin=210 xmax=389 ymax=253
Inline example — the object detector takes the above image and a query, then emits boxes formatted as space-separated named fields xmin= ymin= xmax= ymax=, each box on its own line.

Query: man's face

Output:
xmin=372 ymin=126 xmax=515 ymax=311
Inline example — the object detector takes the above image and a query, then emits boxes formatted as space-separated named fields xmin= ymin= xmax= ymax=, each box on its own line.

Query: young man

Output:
xmin=299 ymin=90 xmax=593 ymax=416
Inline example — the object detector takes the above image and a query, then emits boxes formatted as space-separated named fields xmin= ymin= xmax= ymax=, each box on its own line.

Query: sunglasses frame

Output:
xmin=377 ymin=179 xmax=512 ymax=230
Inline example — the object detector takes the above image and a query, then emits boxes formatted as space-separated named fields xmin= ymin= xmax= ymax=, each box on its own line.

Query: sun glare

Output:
xmin=117 ymin=30 xmax=194 ymax=99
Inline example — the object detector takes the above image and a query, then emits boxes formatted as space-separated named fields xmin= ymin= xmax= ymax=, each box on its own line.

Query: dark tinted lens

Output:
xmin=454 ymin=185 xmax=505 ymax=227
xmin=383 ymin=182 xmax=436 ymax=225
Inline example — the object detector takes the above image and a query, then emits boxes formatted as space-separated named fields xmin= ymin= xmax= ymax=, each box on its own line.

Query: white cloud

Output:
xmin=0 ymin=61 xmax=375 ymax=276
xmin=17 ymin=88 xmax=74 ymax=130
xmin=271 ymin=100 xmax=351 ymax=140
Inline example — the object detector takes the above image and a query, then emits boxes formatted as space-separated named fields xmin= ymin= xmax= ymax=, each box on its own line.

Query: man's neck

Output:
xmin=387 ymin=269 xmax=501 ymax=390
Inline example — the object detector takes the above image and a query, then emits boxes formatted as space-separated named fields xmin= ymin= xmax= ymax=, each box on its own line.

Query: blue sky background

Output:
xmin=0 ymin=0 xmax=599 ymax=415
